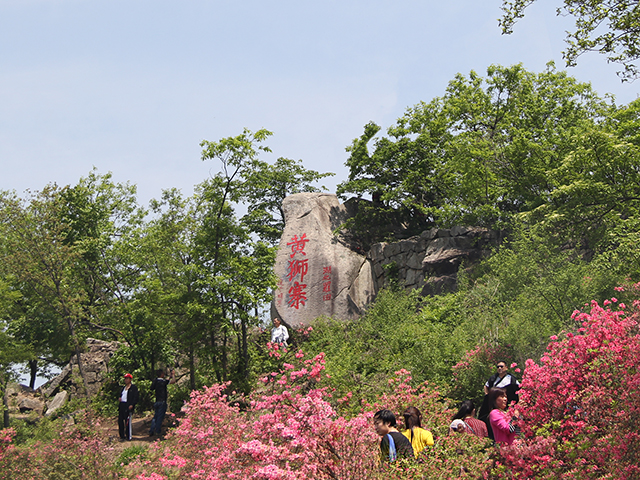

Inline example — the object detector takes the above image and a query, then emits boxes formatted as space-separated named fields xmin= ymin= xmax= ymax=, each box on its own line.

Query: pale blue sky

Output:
xmin=1 ymin=0 xmax=638 ymax=205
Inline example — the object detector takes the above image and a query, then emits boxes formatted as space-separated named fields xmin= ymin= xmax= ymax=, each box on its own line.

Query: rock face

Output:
xmin=369 ymin=226 xmax=503 ymax=295
xmin=5 ymin=384 xmax=45 ymax=416
xmin=40 ymin=338 xmax=120 ymax=399
xmin=5 ymin=338 xmax=120 ymax=422
xmin=273 ymin=194 xmax=504 ymax=327
xmin=272 ymin=193 xmax=376 ymax=328
xmin=45 ymin=391 xmax=69 ymax=417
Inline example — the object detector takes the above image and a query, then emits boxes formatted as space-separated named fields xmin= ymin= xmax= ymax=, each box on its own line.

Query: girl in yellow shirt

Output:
xmin=401 ymin=406 xmax=434 ymax=455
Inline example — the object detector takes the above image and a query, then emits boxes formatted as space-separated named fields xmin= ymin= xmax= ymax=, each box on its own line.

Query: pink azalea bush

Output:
xmin=0 ymin=415 xmax=120 ymax=479
xmin=129 ymin=349 xmax=380 ymax=480
xmin=129 ymin=348 xmax=492 ymax=480
xmin=490 ymin=290 xmax=640 ymax=479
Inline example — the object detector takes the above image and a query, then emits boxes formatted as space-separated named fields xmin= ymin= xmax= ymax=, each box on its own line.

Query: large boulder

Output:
xmin=39 ymin=338 xmax=120 ymax=399
xmin=45 ymin=391 xmax=69 ymax=417
xmin=272 ymin=193 xmax=375 ymax=328
xmin=5 ymin=383 xmax=44 ymax=416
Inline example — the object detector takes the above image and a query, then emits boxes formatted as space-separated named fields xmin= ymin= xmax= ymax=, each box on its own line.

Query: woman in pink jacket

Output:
xmin=488 ymin=388 xmax=518 ymax=445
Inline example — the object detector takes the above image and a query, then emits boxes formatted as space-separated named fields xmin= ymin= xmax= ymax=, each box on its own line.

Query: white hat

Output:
xmin=450 ymin=419 xmax=465 ymax=431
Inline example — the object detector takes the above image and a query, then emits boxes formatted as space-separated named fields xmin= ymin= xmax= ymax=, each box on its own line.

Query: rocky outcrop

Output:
xmin=5 ymin=384 xmax=45 ymax=416
xmin=45 ymin=391 xmax=69 ymax=417
xmin=5 ymin=338 xmax=120 ymax=421
xmin=370 ymin=226 xmax=503 ymax=295
xmin=273 ymin=194 xmax=504 ymax=327
xmin=40 ymin=338 xmax=120 ymax=399
xmin=272 ymin=193 xmax=376 ymax=328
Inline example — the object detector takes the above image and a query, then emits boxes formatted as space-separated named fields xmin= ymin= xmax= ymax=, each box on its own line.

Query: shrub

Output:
xmin=490 ymin=287 xmax=640 ymax=479
xmin=117 ymin=444 xmax=147 ymax=466
xmin=127 ymin=347 xmax=492 ymax=480
xmin=0 ymin=413 xmax=120 ymax=480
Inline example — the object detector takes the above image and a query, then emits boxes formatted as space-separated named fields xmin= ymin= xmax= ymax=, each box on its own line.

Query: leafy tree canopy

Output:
xmin=337 ymin=63 xmax=621 ymax=246
xmin=500 ymin=0 xmax=640 ymax=80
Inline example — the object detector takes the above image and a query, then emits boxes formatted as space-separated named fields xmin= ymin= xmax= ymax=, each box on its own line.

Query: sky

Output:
xmin=1 ymin=0 xmax=638 ymax=207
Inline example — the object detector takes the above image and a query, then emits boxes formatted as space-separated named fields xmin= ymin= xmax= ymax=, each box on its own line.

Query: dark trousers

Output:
xmin=149 ymin=401 xmax=168 ymax=435
xmin=118 ymin=402 xmax=132 ymax=439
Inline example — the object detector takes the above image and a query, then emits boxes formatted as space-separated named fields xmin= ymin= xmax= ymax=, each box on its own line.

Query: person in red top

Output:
xmin=450 ymin=400 xmax=488 ymax=438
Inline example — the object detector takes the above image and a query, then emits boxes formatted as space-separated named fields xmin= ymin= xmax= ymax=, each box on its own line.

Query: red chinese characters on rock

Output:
xmin=286 ymin=259 xmax=308 ymax=283
xmin=322 ymin=266 xmax=332 ymax=301
xmin=288 ymin=281 xmax=307 ymax=309
xmin=276 ymin=278 xmax=284 ymax=308
xmin=286 ymin=234 xmax=309 ymax=258
xmin=285 ymin=234 xmax=309 ymax=309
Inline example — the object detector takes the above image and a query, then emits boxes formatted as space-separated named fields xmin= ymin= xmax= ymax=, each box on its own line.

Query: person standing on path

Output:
xmin=149 ymin=368 xmax=175 ymax=437
xmin=483 ymin=361 xmax=520 ymax=404
xmin=118 ymin=373 xmax=139 ymax=440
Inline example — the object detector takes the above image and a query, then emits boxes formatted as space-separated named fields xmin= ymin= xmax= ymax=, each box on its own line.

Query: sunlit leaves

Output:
xmin=500 ymin=0 xmax=640 ymax=80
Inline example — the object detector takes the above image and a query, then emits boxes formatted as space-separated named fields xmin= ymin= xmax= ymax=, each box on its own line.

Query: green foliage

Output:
xmin=302 ymin=288 xmax=468 ymax=403
xmin=8 ymin=416 xmax=61 ymax=445
xmin=500 ymin=0 xmax=640 ymax=80
xmin=337 ymin=64 xmax=613 ymax=245
xmin=116 ymin=445 xmax=147 ymax=466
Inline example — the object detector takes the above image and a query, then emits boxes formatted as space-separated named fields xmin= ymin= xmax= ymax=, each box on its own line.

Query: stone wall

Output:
xmin=369 ymin=226 xmax=503 ymax=295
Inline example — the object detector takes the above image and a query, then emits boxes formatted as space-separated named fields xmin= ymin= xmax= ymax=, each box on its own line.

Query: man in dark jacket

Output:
xmin=483 ymin=361 xmax=520 ymax=405
xmin=149 ymin=368 xmax=175 ymax=437
xmin=118 ymin=373 xmax=139 ymax=440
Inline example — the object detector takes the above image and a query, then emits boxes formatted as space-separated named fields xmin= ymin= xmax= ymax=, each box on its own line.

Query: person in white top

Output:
xmin=270 ymin=318 xmax=289 ymax=346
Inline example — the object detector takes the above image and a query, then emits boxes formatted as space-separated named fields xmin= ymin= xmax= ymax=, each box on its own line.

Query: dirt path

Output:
xmin=101 ymin=414 xmax=168 ymax=454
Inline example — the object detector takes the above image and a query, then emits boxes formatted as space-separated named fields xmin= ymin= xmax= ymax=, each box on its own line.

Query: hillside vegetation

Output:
xmin=2 ymin=64 xmax=640 ymax=478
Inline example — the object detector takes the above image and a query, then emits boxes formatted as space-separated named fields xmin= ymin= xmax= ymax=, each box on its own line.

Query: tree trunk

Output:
xmin=2 ymin=392 xmax=9 ymax=429
xmin=69 ymin=325 xmax=89 ymax=399
xmin=189 ymin=343 xmax=196 ymax=391
xmin=239 ymin=313 xmax=248 ymax=380
xmin=28 ymin=359 xmax=38 ymax=390
xmin=221 ymin=330 xmax=228 ymax=382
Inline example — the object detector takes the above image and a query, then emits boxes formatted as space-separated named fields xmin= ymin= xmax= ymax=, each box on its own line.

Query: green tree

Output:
xmin=0 ymin=186 xmax=91 ymax=392
xmin=337 ymin=64 xmax=610 ymax=245
xmin=0 ymin=278 xmax=32 ymax=427
xmin=201 ymin=128 xmax=334 ymax=244
xmin=0 ymin=173 xmax=146 ymax=395
xmin=136 ymin=183 xmax=276 ymax=392
xmin=500 ymin=0 xmax=640 ymax=80
xmin=523 ymin=98 xmax=640 ymax=250
xmin=242 ymin=157 xmax=334 ymax=244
